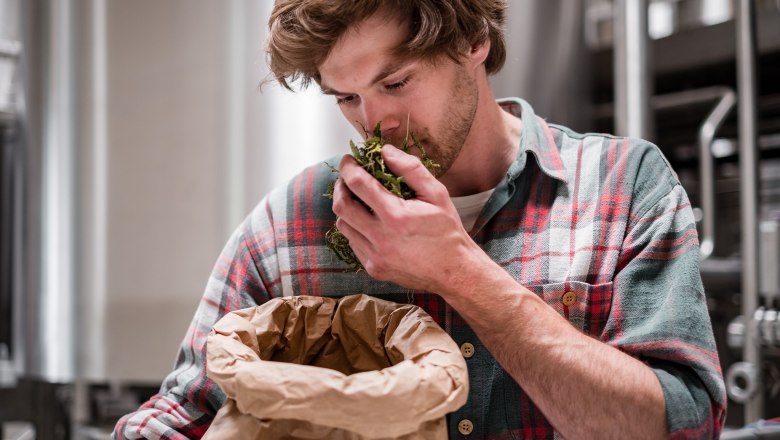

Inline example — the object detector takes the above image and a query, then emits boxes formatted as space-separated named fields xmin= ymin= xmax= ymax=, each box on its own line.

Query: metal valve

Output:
xmin=726 ymin=361 xmax=760 ymax=404
xmin=727 ymin=309 xmax=780 ymax=351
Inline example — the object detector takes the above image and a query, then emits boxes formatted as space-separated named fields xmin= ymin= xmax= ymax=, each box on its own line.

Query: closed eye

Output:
xmin=385 ymin=78 xmax=409 ymax=91
xmin=336 ymin=95 xmax=359 ymax=106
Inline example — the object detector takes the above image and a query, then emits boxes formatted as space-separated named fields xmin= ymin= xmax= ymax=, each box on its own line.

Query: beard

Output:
xmin=386 ymin=64 xmax=479 ymax=178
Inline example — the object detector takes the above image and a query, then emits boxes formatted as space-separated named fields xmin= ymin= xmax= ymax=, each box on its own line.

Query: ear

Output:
xmin=466 ymin=39 xmax=490 ymax=70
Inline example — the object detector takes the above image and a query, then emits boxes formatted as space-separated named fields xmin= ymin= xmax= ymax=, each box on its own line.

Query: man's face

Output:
xmin=318 ymin=11 xmax=480 ymax=178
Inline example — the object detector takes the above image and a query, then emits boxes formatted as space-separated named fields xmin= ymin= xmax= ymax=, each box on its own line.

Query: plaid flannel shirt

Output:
xmin=114 ymin=98 xmax=726 ymax=439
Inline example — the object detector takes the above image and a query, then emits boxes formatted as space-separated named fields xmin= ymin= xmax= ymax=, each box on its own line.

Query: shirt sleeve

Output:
xmin=112 ymin=202 xmax=276 ymax=440
xmin=609 ymin=175 xmax=727 ymax=439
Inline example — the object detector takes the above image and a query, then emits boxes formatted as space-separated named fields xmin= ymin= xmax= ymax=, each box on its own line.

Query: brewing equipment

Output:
xmin=1 ymin=1 xmax=355 ymax=437
xmin=590 ymin=0 xmax=780 ymax=428
xmin=1 ymin=1 xmax=780 ymax=438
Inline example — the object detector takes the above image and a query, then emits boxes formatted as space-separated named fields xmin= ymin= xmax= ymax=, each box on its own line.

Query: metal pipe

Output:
xmin=593 ymin=85 xmax=736 ymax=261
xmin=41 ymin=0 xmax=78 ymax=383
xmin=16 ymin=0 xmax=46 ymax=382
xmin=697 ymin=89 xmax=736 ymax=260
xmin=17 ymin=0 xmax=78 ymax=383
xmin=735 ymin=0 xmax=763 ymax=422
xmin=614 ymin=0 xmax=653 ymax=140
xmin=597 ymin=86 xmax=736 ymax=261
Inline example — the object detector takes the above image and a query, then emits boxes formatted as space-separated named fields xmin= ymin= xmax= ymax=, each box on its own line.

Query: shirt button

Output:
xmin=457 ymin=419 xmax=474 ymax=435
xmin=460 ymin=342 xmax=475 ymax=359
xmin=562 ymin=291 xmax=577 ymax=307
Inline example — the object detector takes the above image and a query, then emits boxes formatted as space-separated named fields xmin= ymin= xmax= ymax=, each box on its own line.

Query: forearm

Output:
xmin=442 ymin=260 xmax=667 ymax=440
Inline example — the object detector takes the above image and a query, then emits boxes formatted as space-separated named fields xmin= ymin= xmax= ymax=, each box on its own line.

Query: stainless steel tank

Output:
xmin=491 ymin=0 xmax=592 ymax=132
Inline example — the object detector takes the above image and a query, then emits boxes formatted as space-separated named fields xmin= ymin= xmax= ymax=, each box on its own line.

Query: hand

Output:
xmin=332 ymin=144 xmax=486 ymax=293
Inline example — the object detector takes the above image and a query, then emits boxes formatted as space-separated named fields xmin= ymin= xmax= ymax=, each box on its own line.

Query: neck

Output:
xmin=439 ymin=81 xmax=522 ymax=197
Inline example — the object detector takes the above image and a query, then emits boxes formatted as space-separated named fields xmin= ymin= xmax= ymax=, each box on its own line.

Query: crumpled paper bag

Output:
xmin=203 ymin=294 xmax=468 ymax=439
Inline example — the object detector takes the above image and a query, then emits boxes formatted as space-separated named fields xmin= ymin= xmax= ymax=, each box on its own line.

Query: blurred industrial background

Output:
xmin=0 ymin=0 xmax=779 ymax=438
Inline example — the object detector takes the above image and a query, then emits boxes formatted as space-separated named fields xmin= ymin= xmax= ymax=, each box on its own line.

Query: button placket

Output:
xmin=450 ymin=316 xmax=482 ymax=438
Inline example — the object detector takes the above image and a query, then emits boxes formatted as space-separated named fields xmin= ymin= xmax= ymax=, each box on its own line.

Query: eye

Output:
xmin=385 ymin=78 xmax=409 ymax=91
xmin=336 ymin=95 xmax=359 ymax=106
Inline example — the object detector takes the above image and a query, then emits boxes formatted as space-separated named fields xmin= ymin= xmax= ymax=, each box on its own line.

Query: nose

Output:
xmin=360 ymin=99 xmax=400 ymax=138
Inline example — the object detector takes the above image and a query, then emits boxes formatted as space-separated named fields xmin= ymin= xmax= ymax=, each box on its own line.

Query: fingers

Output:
xmin=334 ymin=216 xmax=371 ymax=262
xmin=336 ymin=154 xmax=404 ymax=215
xmin=381 ymin=145 xmax=448 ymax=205
xmin=331 ymin=170 xmax=377 ymax=234
xmin=331 ymin=171 xmax=375 ymax=269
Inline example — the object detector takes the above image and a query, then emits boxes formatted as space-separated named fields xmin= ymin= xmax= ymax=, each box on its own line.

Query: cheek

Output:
xmin=408 ymin=92 xmax=445 ymax=128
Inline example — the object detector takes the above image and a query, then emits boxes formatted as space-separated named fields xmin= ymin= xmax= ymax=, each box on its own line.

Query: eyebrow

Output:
xmin=321 ymin=60 xmax=410 ymax=96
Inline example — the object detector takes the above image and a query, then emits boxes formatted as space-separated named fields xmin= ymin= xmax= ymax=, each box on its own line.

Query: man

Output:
xmin=114 ymin=1 xmax=726 ymax=439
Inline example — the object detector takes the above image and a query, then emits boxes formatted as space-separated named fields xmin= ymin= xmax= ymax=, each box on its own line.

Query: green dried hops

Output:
xmin=324 ymin=122 xmax=440 ymax=271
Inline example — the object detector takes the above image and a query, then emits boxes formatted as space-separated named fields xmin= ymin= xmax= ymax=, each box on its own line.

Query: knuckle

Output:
xmin=363 ymin=259 xmax=377 ymax=276
xmin=431 ymin=181 xmax=450 ymax=203
xmin=363 ymin=259 xmax=387 ymax=280
xmin=383 ymin=209 xmax=413 ymax=235
xmin=343 ymin=171 xmax=367 ymax=192
xmin=383 ymin=208 xmax=404 ymax=226
xmin=372 ymin=234 xmax=391 ymax=252
xmin=331 ymin=195 xmax=346 ymax=216
xmin=396 ymin=155 xmax=421 ymax=174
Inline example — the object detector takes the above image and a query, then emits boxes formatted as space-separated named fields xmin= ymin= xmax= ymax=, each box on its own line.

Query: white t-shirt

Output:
xmin=450 ymin=188 xmax=495 ymax=231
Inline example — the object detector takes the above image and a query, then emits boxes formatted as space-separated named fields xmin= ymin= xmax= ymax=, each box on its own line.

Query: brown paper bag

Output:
xmin=203 ymin=294 xmax=468 ymax=439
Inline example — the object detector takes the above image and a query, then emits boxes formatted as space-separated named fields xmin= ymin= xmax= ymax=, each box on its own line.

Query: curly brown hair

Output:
xmin=266 ymin=0 xmax=507 ymax=90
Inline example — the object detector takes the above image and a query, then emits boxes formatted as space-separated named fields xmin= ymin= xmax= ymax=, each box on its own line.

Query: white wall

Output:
xmin=79 ymin=0 xmax=353 ymax=382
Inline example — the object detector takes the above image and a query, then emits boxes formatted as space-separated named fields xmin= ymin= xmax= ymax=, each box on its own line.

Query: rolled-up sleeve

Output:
xmin=608 ymin=181 xmax=726 ymax=439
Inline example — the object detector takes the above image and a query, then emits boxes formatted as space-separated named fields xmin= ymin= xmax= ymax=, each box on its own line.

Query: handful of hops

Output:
xmin=324 ymin=122 xmax=439 ymax=271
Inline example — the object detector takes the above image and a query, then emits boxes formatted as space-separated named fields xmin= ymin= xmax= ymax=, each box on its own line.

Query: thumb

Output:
xmin=382 ymin=144 xmax=447 ymax=203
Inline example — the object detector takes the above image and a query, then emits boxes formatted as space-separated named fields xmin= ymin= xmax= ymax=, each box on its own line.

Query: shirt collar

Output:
xmin=498 ymin=97 xmax=568 ymax=183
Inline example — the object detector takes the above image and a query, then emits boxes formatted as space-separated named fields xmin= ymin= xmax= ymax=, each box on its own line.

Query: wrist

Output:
xmin=436 ymin=250 xmax=525 ymax=307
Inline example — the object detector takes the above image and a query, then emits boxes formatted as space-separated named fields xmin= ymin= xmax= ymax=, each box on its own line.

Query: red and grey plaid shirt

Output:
xmin=114 ymin=99 xmax=726 ymax=439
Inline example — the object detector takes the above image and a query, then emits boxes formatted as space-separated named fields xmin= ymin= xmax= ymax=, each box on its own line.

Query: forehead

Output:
xmin=318 ymin=11 xmax=410 ymax=90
